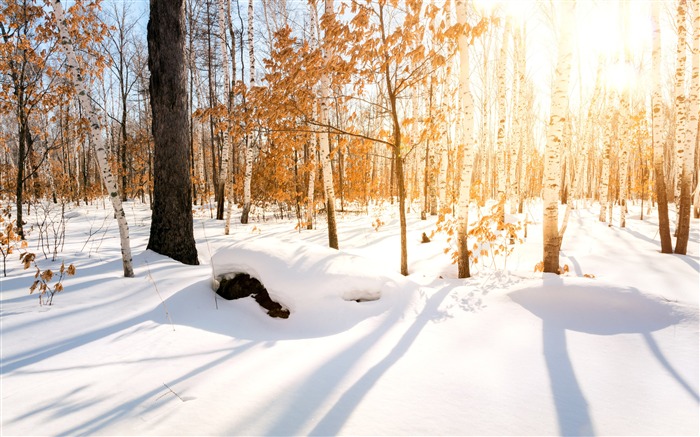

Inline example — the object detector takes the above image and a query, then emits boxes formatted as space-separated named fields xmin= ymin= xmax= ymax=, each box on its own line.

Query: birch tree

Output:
xmin=52 ymin=0 xmax=134 ymax=277
xmin=241 ymin=0 xmax=255 ymax=224
xmin=651 ymin=0 xmax=673 ymax=253
xmin=455 ymin=0 xmax=477 ymax=279
xmin=542 ymin=0 xmax=575 ymax=274
xmin=310 ymin=0 xmax=339 ymax=249
xmin=673 ymin=0 xmax=689 ymax=239
xmin=675 ymin=0 xmax=700 ymax=254
xmin=217 ymin=0 xmax=235 ymax=234
xmin=495 ymin=19 xmax=510 ymax=222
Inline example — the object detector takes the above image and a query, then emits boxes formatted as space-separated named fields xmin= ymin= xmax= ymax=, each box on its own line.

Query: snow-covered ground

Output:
xmin=1 ymin=200 xmax=698 ymax=436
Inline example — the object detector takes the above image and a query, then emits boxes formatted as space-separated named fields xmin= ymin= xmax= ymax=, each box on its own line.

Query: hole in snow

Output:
xmin=342 ymin=290 xmax=381 ymax=303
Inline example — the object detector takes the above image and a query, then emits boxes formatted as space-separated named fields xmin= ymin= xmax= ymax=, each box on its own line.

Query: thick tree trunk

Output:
xmin=673 ymin=0 xmax=689 ymax=209
xmin=146 ymin=0 xmax=199 ymax=265
xmin=455 ymin=0 xmax=477 ymax=279
xmin=651 ymin=0 xmax=674 ymax=253
xmin=542 ymin=0 xmax=575 ymax=274
xmin=675 ymin=0 xmax=699 ymax=254
xmin=53 ymin=0 xmax=134 ymax=277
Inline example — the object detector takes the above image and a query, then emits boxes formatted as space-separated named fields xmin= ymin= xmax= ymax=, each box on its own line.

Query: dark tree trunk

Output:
xmin=15 ymin=119 xmax=27 ymax=240
xmin=147 ymin=0 xmax=199 ymax=265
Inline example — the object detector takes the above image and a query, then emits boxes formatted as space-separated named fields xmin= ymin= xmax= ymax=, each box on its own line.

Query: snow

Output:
xmin=1 ymin=200 xmax=698 ymax=436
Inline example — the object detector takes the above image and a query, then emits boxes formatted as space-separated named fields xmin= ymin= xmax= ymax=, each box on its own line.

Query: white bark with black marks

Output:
xmin=52 ymin=0 xmax=134 ymax=278
xmin=542 ymin=1 xmax=575 ymax=274
xmin=455 ymin=0 xmax=477 ymax=278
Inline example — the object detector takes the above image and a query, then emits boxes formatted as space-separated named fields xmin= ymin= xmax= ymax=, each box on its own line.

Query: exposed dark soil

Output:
xmin=216 ymin=273 xmax=290 ymax=319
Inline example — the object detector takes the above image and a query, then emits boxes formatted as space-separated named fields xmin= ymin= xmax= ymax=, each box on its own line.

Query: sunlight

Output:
xmin=473 ymin=0 xmax=537 ymax=24
xmin=576 ymin=1 xmax=652 ymax=61
xmin=604 ymin=61 xmax=639 ymax=94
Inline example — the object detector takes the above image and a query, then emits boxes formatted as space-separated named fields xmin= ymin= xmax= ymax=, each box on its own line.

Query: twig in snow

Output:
xmin=155 ymin=382 xmax=186 ymax=402
xmin=145 ymin=258 xmax=175 ymax=330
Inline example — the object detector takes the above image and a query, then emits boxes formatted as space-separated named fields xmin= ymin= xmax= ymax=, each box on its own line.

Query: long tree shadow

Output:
xmin=57 ymin=342 xmax=257 ymax=436
xmin=257 ymin=282 xmax=453 ymax=436
xmin=542 ymin=319 xmax=594 ymax=436
xmin=307 ymin=284 xmax=453 ymax=436
xmin=510 ymin=279 xmax=693 ymax=436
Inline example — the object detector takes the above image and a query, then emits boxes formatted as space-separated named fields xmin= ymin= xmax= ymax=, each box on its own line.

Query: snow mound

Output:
xmin=211 ymin=239 xmax=403 ymax=317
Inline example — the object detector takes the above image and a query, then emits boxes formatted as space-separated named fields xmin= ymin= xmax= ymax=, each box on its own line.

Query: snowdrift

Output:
xmin=210 ymin=238 xmax=407 ymax=318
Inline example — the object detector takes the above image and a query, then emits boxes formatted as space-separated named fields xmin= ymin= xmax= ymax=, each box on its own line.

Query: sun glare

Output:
xmin=577 ymin=1 xmax=652 ymax=59
xmin=604 ymin=61 xmax=639 ymax=94
xmin=473 ymin=0 xmax=537 ymax=24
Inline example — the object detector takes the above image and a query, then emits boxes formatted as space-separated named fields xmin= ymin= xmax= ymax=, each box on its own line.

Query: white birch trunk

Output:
xmin=496 ymin=20 xmax=510 ymax=208
xmin=651 ymin=0 xmax=674 ymax=253
xmin=218 ymin=0 xmax=235 ymax=234
xmin=676 ymin=0 xmax=700 ymax=252
xmin=305 ymin=3 xmax=319 ymax=230
xmin=241 ymin=0 xmax=255 ymax=224
xmin=186 ymin=24 xmax=208 ymax=205
xmin=455 ymin=0 xmax=477 ymax=278
xmin=687 ymin=0 xmax=700 ymax=176
xmin=197 ymin=125 xmax=207 ymax=206
xmin=674 ymin=0 xmax=689 ymax=199
xmin=53 ymin=0 xmax=133 ymax=278
xmin=311 ymin=0 xmax=338 ymax=248
xmin=306 ymin=105 xmax=318 ymax=230
xmin=619 ymin=131 xmax=629 ymax=228
xmin=542 ymin=0 xmax=575 ymax=274
xmin=510 ymin=26 xmax=526 ymax=214
xmin=437 ymin=144 xmax=448 ymax=212
xmin=599 ymin=92 xmax=612 ymax=222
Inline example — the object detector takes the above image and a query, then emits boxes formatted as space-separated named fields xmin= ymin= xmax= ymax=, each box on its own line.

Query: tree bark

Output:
xmin=218 ymin=0 xmax=235 ymax=235
xmin=495 ymin=20 xmax=510 ymax=223
xmin=651 ymin=0 xmax=673 ymax=253
xmin=146 ymin=0 xmax=199 ymax=265
xmin=675 ymin=0 xmax=699 ymax=254
xmin=53 ymin=0 xmax=134 ymax=277
xmin=455 ymin=0 xmax=477 ymax=279
xmin=542 ymin=0 xmax=575 ymax=274
xmin=311 ymin=0 xmax=339 ymax=249
xmin=241 ymin=0 xmax=256 ymax=224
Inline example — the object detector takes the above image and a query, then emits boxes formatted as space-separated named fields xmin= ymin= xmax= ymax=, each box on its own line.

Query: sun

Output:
xmin=574 ymin=0 xmax=653 ymax=95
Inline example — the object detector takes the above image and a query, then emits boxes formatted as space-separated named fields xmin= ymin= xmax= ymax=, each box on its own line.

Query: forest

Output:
xmin=1 ymin=0 xmax=697 ymax=271
xmin=1 ymin=0 xmax=699 ymax=435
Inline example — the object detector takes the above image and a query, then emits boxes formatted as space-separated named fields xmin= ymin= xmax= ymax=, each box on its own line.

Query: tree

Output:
xmin=216 ymin=0 xmax=235 ymax=234
xmin=103 ymin=1 xmax=142 ymax=203
xmin=52 ymin=0 xmax=134 ymax=277
xmin=310 ymin=0 xmax=338 ymax=249
xmin=1 ymin=0 xmax=58 ymax=239
xmin=675 ymin=0 xmax=699 ymax=254
xmin=240 ymin=0 xmax=255 ymax=224
xmin=542 ymin=0 xmax=575 ymax=274
xmin=147 ymin=0 xmax=199 ymax=265
xmin=455 ymin=0 xmax=478 ymax=279
xmin=651 ymin=0 xmax=674 ymax=254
